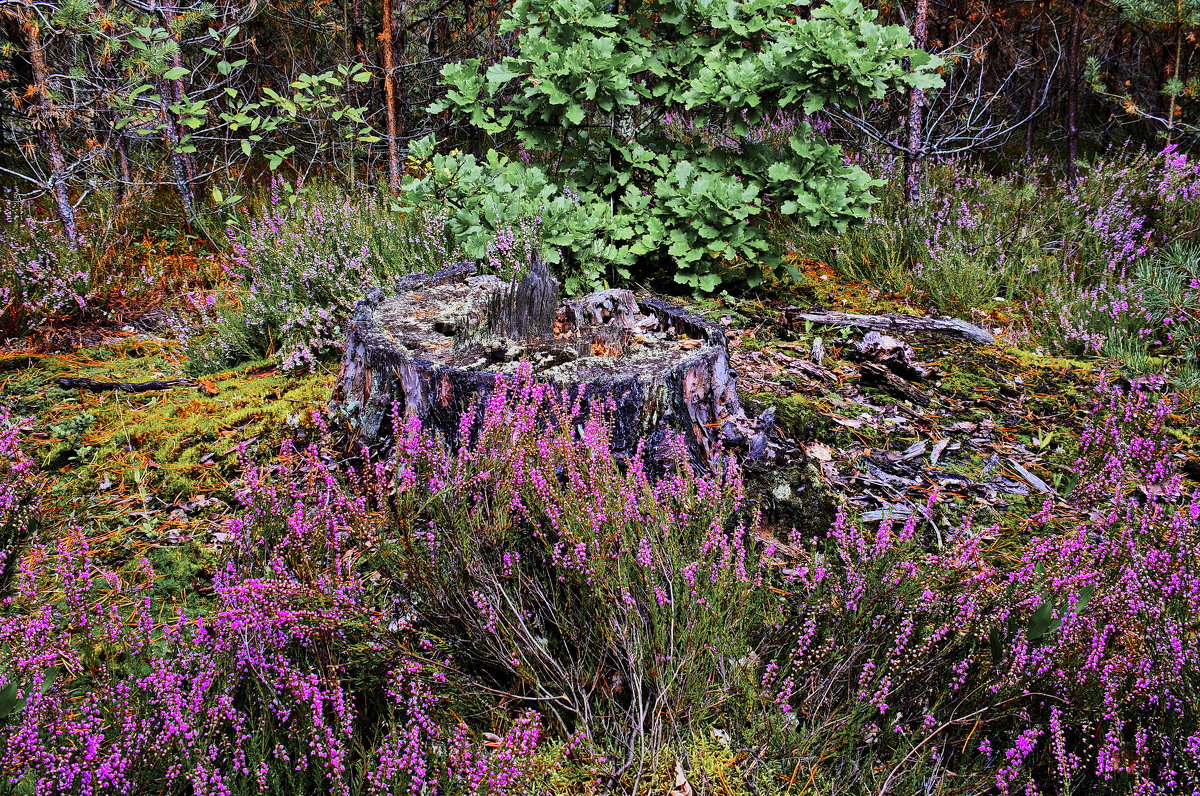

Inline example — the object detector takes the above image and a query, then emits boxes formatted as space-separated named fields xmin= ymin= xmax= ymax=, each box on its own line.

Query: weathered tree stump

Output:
xmin=332 ymin=264 xmax=762 ymax=469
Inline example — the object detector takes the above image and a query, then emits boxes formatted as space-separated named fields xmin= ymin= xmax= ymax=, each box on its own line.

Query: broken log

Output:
xmin=851 ymin=330 xmax=929 ymax=381
xmin=332 ymin=264 xmax=757 ymax=470
xmin=783 ymin=308 xmax=994 ymax=345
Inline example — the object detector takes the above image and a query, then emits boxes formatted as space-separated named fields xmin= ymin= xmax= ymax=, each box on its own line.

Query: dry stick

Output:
xmin=56 ymin=377 xmax=195 ymax=393
xmin=875 ymin=704 xmax=993 ymax=795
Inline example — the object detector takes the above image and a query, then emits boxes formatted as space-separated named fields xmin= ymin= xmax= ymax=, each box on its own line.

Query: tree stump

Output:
xmin=332 ymin=264 xmax=763 ymax=469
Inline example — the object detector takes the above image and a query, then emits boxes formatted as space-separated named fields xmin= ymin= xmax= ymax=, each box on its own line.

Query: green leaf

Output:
xmin=1073 ymin=585 xmax=1096 ymax=614
xmin=163 ymin=66 xmax=190 ymax=81
xmin=0 ymin=682 xmax=19 ymax=720
xmin=1026 ymin=600 xmax=1061 ymax=641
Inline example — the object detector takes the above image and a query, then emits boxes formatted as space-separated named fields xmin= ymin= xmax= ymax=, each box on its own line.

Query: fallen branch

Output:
xmin=56 ymin=377 xmax=195 ymax=394
xmin=783 ymin=308 xmax=994 ymax=345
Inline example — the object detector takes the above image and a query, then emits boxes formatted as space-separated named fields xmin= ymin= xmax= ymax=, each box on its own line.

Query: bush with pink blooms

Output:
xmin=1 ymin=368 xmax=1198 ymax=794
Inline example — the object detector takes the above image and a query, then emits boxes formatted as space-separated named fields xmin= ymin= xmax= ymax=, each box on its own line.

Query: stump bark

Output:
xmin=332 ymin=265 xmax=760 ymax=469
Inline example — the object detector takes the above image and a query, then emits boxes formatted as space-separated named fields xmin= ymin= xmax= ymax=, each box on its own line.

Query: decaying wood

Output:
xmin=859 ymin=362 xmax=931 ymax=406
xmin=784 ymin=307 xmax=994 ymax=345
xmin=56 ymin=377 xmax=195 ymax=393
xmin=486 ymin=258 xmax=559 ymax=340
xmin=333 ymin=267 xmax=763 ymax=470
xmin=851 ymin=330 xmax=929 ymax=380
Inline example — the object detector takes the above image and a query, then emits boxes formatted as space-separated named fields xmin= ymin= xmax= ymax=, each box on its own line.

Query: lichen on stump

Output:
xmin=332 ymin=263 xmax=763 ymax=469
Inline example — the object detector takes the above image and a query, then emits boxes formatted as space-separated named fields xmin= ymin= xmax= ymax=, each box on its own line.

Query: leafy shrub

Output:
xmin=402 ymin=0 xmax=940 ymax=293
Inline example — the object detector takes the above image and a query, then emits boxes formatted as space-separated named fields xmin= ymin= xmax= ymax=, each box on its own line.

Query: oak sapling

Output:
xmin=401 ymin=0 xmax=941 ymax=294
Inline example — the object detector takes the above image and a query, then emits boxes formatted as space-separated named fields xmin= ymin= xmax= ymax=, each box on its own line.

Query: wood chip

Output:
xmin=1008 ymin=458 xmax=1056 ymax=495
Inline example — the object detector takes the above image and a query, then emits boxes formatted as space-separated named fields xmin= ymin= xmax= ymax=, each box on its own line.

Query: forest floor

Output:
xmin=4 ymin=255 xmax=1170 ymax=599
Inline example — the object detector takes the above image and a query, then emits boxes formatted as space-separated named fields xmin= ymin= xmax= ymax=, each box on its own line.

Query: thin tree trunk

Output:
xmin=381 ymin=0 xmax=401 ymax=191
xmin=397 ymin=0 xmax=409 ymax=150
xmin=150 ymin=0 xmax=197 ymax=220
xmin=1025 ymin=0 xmax=1047 ymax=160
xmin=903 ymin=0 xmax=929 ymax=203
xmin=21 ymin=10 xmax=79 ymax=249
xmin=1066 ymin=0 xmax=1081 ymax=183
xmin=115 ymin=130 xmax=133 ymax=206
xmin=1166 ymin=16 xmax=1184 ymax=145
xmin=158 ymin=81 xmax=197 ymax=221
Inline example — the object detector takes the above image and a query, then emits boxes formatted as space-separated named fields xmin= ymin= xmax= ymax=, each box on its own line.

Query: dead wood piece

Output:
xmin=785 ymin=308 xmax=994 ymax=345
xmin=487 ymin=258 xmax=560 ymax=340
xmin=793 ymin=359 xmax=838 ymax=384
xmin=561 ymin=289 xmax=641 ymax=331
xmin=860 ymin=362 xmax=930 ymax=407
xmin=852 ymin=330 xmax=929 ymax=380
xmin=57 ymin=377 xmax=195 ymax=393
xmin=396 ymin=262 xmax=479 ymax=292
xmin=1007 ymin=458 xmax=1056 ymax=495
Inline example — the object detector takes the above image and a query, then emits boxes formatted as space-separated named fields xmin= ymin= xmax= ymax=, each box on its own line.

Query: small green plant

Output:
xmin=402 ymin=0 xmax=940 ymax=294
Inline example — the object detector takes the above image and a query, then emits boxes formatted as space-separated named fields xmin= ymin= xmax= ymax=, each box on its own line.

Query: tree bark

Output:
xmin=21 ymin=9 xmax=78 ymax=249
xmin=903 ymin=0 xmax=929 ymax=203
xmin=380 ymin=0 xmax=401 ymax=191
xmin=152 ymin=0 xmax=198 ymax=220
xmin=1066 ymin=0 xmax=1081 ymax=184
xmin=1166 ymin=16 xmax=1184 ymax=145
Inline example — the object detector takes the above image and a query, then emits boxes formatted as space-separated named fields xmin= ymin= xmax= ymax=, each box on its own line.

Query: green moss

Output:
xmin=14 ymin=342 xmax=333 ymax=507
xmin=938 ymin=368 xmax=1001 ymax=399
xmin=743 ymin=390 xmax=833 ymax=441
xmin=1003 ymin=346 xmax=1094 ymax=374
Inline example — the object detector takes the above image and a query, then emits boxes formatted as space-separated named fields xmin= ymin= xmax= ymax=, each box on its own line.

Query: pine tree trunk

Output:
xmin=381 ymin=0 xmax=401 ymax=191
xmin=903 ymin=0 xmax=929 ymax=203
xmin=1066 ymin=0 xmax=1081 ymax=183
xmin=21 ymin=10 xmax=79 ymax=249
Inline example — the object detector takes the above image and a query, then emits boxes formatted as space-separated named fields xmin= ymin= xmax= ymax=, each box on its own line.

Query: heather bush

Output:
xmin=0 ymin=424 xmax=558 ymax=794
xmin=0 ymin=406 xmax=38 ymax=596
xmin=4 ymin=365 xmax=1198 ymax=793
xmin=0 ymin=200 xmax=101 ymax=340
xmin=208 ymin=183 xmax=468 ymax=372
xmin=374 ymin=366 xmax=777 ymax=772
xmin=761 ymin=376 xmax=1200 ymax=792
xmin=798 ymin=144 xmax=1200 ymax=370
